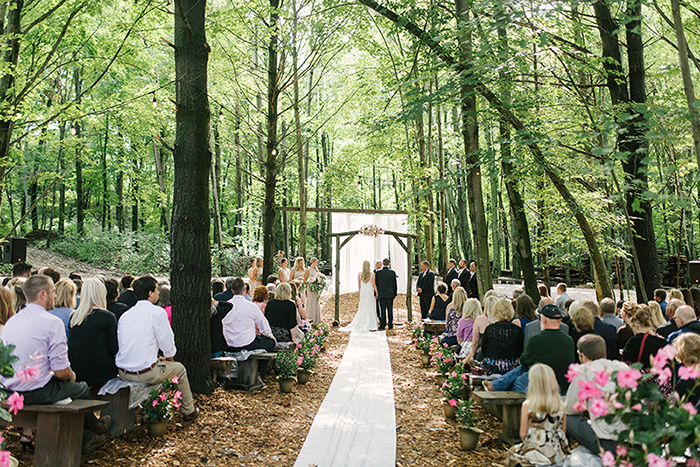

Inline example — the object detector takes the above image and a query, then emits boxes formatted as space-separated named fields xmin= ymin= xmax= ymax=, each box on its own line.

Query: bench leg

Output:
xmin=34 ymin=412 xmax=84 ymax=467
xmin=499 ymin=404 xmax=522 ymax=446
xmin=221 ymin=360 xmax=261 ymax=391
xmin=101 ymin=387 xmax=136 ymax=438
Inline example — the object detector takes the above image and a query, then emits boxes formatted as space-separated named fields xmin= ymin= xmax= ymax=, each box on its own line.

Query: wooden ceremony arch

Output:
xmin=328 ymin=229 xmax=417 ymax=326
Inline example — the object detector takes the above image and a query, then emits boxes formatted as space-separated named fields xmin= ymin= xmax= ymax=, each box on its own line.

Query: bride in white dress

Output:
xmin=340 ymin=260 xmax=379 ymax=332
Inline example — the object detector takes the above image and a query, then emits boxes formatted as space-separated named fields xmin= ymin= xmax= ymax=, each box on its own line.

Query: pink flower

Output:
xmin=0 ymin=451 xmax=10 ymax=467
xmin=593 ymin=368 xmax=610 ymax=387
xmin=174 ymin=391 xmax=182 ymax=401
xmin=601 ymin=451 xmax=615 ymax=467
xmin=688 ymin=459 xmax=700 ymax=467
xmin=172 ymin=375 xmax=179 ymax=385
xmin=448 ymin=399 xmax=457 ymax=407
xmin=616 ymin=369 xmax=642 ymax=389
xmin=566 ymin=364 xmax=581 ymax=383
xmin=631 ymin=403 xmax=642 ymax=411
xmin=646 ymin=452 xmax=669 ymax=467
xmin=577 ymin=380 xmax=602 ymax=401
xmin=152 ymin=399 xmax=158 ymax=408
xmin=678 ymin=365 xmax=700 ymax=381
xmin=29 ymin=350 xmax=44 ymax=361
xmin=616 ymin=445 xmax=627 ymax=457
xmin=655 ymin=367 xmax=672 ymax=385
xmin=589 ymin=398 xmax=610 ymax=418
xmin=461 ymin=373 xmax=468 ymax=381
xmin=297 ymin=357 xmax=304 ymax=365
xmin=573 ymin=399 xmax=588 ymax=413
xmin=16 ymin=362 xmax=41 ymax=383
xmin=160 ymin=393 xmax=168 ymax=402
xmin=682 ymin=402 xmax=697 ymax=416
xmin=658 ymin=345 xmax=677 ymax=361
xmin=7 ymin=392 xmax=23 ymax=415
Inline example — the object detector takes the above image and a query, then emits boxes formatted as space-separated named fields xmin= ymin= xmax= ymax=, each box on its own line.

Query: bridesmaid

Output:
xmin=278 ymin=258 xmax=290 ymax=283
xmin=248 ymin=258 xmax=262 ymax=291
xmin=290 ymin=257 xmax=305 ymax=281
xmin=304 ymin=257 xmax=322 ymax=322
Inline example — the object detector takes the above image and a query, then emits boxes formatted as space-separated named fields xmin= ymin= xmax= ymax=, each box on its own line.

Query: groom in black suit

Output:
xmin=416 ymin=261 xmax=435 ymax=319
xmin=374 ymin=258 xmax=398 ymax=330
xmin=444 ymin=259 xmax=458 ymax=297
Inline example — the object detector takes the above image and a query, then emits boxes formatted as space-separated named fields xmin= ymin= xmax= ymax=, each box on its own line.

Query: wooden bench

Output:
xmin=211 ymin=352 xmax=277 ymax=391
xmin=1 ymin=399 xmax=109 ymax=467
xmin=471 ymin=390 xmax=526 ymax=445
xmin=99 ymin=386 xmax=136 ymax=438
xmin=423 ymin=320 xmax=446 ymax=334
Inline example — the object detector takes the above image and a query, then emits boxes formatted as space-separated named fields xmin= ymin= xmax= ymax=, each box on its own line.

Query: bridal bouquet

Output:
xmin=360 ymin=224 xmax=383 ymax=238
xmin=301 ymin=273 xmax=327 ymax=295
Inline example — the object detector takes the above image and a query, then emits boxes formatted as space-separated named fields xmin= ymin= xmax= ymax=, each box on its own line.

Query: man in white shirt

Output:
xmin=116 ymin=275 xmax=199 ymax=424
xmin=222 ymin=278 xmax=276 ymax=352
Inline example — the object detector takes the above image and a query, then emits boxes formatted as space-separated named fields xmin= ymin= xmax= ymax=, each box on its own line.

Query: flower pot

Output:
xmin=278 ymin=377 xmax=296 ymax=393
xmin=421 ymin=353 xmax=432 ymax=367
xmin=443 ymin=401 xmax=457 ymax=419
xmin=9 ymin=456 xmax=18 ymax=467
xmin=297 ymin=369 xmax=312 ymax=384
xmin=146 ymin=420 xmax=169 ymax=437
xmin=458 ymin=426 xmax=483 ymax=451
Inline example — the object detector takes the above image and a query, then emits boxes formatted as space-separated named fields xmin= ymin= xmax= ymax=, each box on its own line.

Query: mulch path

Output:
xmin=5 ymin=292 xmax=508 ymax=466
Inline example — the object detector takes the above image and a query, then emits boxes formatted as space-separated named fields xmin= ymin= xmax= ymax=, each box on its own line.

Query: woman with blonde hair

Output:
xmin=479 ymin=299 xmax=523 ymax=374
xmin=304 ymin=257 xmax=323 ymax=322
xmin=68 ymin=278 xmax=118 ymax=389
xmin=669 ymin=289 xmax=684 ymax=302
xmin=340 ymin=260 xmax=378 ymax=332
xmin=7 ymin=277 xmax=26 ymax=313
xmin=49 ymin=279 xmax=77 ymax=336
xmin=647 ymin=301 xmax=666 ymax=329
xmin=465 ymin=295 xmax=498 ymax=363
xmin=673 ymin=333 xmax=700 ymax=407
xmin=621 ymin=304 xmax=667 ymax=369
xmin=441 ymin=286 xmax=464 ymax=346
xmin=290 ymin=257 xmax=306 ymax=281
xmin=265 ymin=282 xmax=299 ymax=344
xmin=0 ymin=287 xmax=14 ymax=334
xmin=505 ymin=364 xmax=568 ymax=466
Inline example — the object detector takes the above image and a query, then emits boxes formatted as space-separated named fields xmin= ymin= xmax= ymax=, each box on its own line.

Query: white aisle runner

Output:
xmin=294 ymin=331 xmax=396 ymax=467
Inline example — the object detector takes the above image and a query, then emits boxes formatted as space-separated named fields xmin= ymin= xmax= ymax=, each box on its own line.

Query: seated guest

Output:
xmin=0 ymin=275 xmax=112 ymax=453
xmin=580 ymin=300 xmax=618 ymax=360
xmin=465 ymin=295 xmax=498 ymax=363
xmin=621 ymin=303 xmax=667 ymax=369
xmin=289 ymin=281 xmax=306 ymax=320
xmin=450 ymin=278 xmax=461 ymax=295
xmin=0 ymin=287 xmax=14 ymax=334
xmin=265 ymin=282 xmax=298 ymax=344
xmin=512 ymin=288 xmax=525 ymax=300
xmin=668 ymin=305 xmax=700 ymax=343
xmin=681 ymin=288 xmax=694 ymax=311
xmin=68 ymin=278 xmax=118 ymax=392
xmin=456 ymin=295 xmax=480 ymax=356
xmin=480 ymin=299 xmax=523 ymax=375
xmin=266 ymin=275 xmax=277 ymax=294
xmin=42 ymin=267 xmax=61 ymax=284
xmin=252 ymin=285 xmax=269 ymax=314
xmin=428 ymin=282 xmax=451 ymax=321
xmin=647 ymin=301 xmax=666 ymax=329
xmin=657 ymin=299 xmax=683 ymax=339
xmin=655 ymin=288 xmax=668 ymax=317
xmin=673 ymin=333 xmax=700 ymax=408
xmin=105 ymin=278 xmax=130 ymax=321
xmin=487 ymin=304 xmax=574 ymax=394
xmin=117 ymin=274 xmax=137 ymax=308
xmin=512 ymin=294 xmax=537 ymax=329
xmin=523 ymin=297 xmax=569 ymax=347
xmin=669 ymin=288 xmax=684 ymax=302
xmin=569 ymin=304 xmax=595 ymax=363
xmin=441 ymin=287 xmax=466 ymax=347
xmin=157 ymin=282 xmax=172 ymax=325
xmin=245 ymin=283 xmax=252 ymax=301
xmin=222 ymin=277 xmax=276 ymax=352
xmin=211 ymin=279 xmax=225 ymax=298
xmin=8 ymin=277 xmax=26 ymax=313
xmin=600 ymin=297 xmax=624 ymax=330
xmin=617 ymin=302 xmax=636 ymax=351
xmin=692 ymin=288 xmax=700 ymax=318
xmin=73 ymin=278 xmax=83 ymax=307
xmin=116 ymin=275 xmax=200 ymax=424
xmin=566 ymin=334 xmax=628 ymax=454
xmin=214 ymin=277 xmax=235 ymax=303
xmin=49 ymin=278 xmax=77 ymax=336
xmin=538 ymin=284 xmax=549 ymax=298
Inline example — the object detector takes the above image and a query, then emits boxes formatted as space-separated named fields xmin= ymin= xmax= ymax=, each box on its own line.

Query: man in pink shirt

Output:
xmin=0 ymin=275 xmax=112 ymax=453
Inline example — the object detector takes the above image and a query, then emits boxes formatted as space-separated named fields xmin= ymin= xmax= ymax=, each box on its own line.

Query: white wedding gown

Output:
xmin=339 ymin=278 xmax=378 ymax=332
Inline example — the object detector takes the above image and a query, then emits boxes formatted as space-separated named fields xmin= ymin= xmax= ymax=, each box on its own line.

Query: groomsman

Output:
xmin=416 ymin=261 xmax=435 ymax=319
xmin=444 ymin=259 xmax=458 ymax=297
xmin=374 ymin=261 xmax=383 ymax=319
xmin=457 ymin=259 xmax=470 ymax=290
xmin=468 ymin=261 xmax=479 ymax=300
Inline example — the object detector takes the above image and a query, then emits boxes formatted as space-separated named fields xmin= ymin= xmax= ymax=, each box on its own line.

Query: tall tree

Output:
xmin=171 ymin=0 xmax=213 ymax=394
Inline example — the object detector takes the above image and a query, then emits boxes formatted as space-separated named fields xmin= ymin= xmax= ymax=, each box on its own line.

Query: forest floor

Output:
xmin=4 ymin=288 xmax=510 ymax=466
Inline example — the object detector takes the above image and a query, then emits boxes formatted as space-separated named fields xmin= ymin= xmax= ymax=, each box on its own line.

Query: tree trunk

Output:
xmin=262 ymin=0 xmax=281 ymax=279
xmin=486 ymin=127 xmax=501 ymax=278
xmin=102 ymin=113 xmax=109 ymax=231
xmin=171 ymin=0 xmax=213 ymax=395
xmin=436 ymin=91 xmax=448 ymax=277
xmin=234 ymin=101 xmax=243 ymax=238
xmin=211 ymin=122 xmax=222 ymax=245
xmin=74 ymin=67 xmax=84 ymax=236
xmin=131 ymin=156 xmax=139 ymax=233
xmin=58 ymin=122 xmax=66 ymax=235
xmin=293 ymin=12 xmax=307 ymax=259
xmin=456 ymin=0 xmax=491 ymax=296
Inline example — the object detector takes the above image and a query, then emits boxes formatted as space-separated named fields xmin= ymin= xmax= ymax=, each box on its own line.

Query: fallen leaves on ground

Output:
xmin=5 ymin=292 xmax=508 ymax=466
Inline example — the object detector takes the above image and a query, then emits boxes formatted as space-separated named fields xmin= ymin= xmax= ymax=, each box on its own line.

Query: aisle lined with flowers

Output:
xmin=294 ymin=330 xmax=396 ymax=467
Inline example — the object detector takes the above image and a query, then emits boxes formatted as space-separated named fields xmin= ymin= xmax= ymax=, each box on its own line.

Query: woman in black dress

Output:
xmin=265 ymin=282 xmax=299 ymax=344
xmin=68 ymin=278 xmax=118 ymax=392
xmin=480 ymin=299 xmax=523 ymax=374
xmin=428 ymin=282 xmax=451 ymax=321
xmin=622 ymin=304 xmax=667 ymax=369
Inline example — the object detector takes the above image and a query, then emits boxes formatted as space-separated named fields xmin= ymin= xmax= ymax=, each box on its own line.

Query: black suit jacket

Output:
xmin=594 ymin=318 xmax=619 ymax=360
xmin=468 ymin=272 xmax=479 ymax=299
xmin=214 ymin=289 xmax=234 ymax=303
xmin=375 ymin=267 xmax=398 ymax=299
xmin=416 ymin=270 xmax=435 ymax=297
xmin=458 ymin=269 xmax=470 ymax=290
xmin=445 ymin=267 xmax=458 ymax=292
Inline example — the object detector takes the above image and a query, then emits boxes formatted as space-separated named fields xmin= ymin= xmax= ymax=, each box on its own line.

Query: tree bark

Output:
xmin=102 ymin=113 xmax=109 ymax=231
xmin=211 ymin=122 xmax=222 ymax=245
xmin=171 ymin=0 xmax=213 ymax=394
xmin=73 ymin=67 xmax=84 ymax=236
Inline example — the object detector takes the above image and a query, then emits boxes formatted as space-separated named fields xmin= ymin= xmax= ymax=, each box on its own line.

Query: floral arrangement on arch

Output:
xmin=567 ymin=344 xmax=700 ymax=467
xmin=141 ymin=376 xmax=182 ymax=422
xmin=300 ymin=273 xmax=327 ymax=295
xmin=359 ymin=224 xmax=384 ymax=238
xmin=1 ymin=341 xmax=43 ymax=464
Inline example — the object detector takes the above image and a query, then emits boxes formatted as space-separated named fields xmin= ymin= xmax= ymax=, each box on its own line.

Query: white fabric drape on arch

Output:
xmin=331 ymin=213 xmax=408 ymax=295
